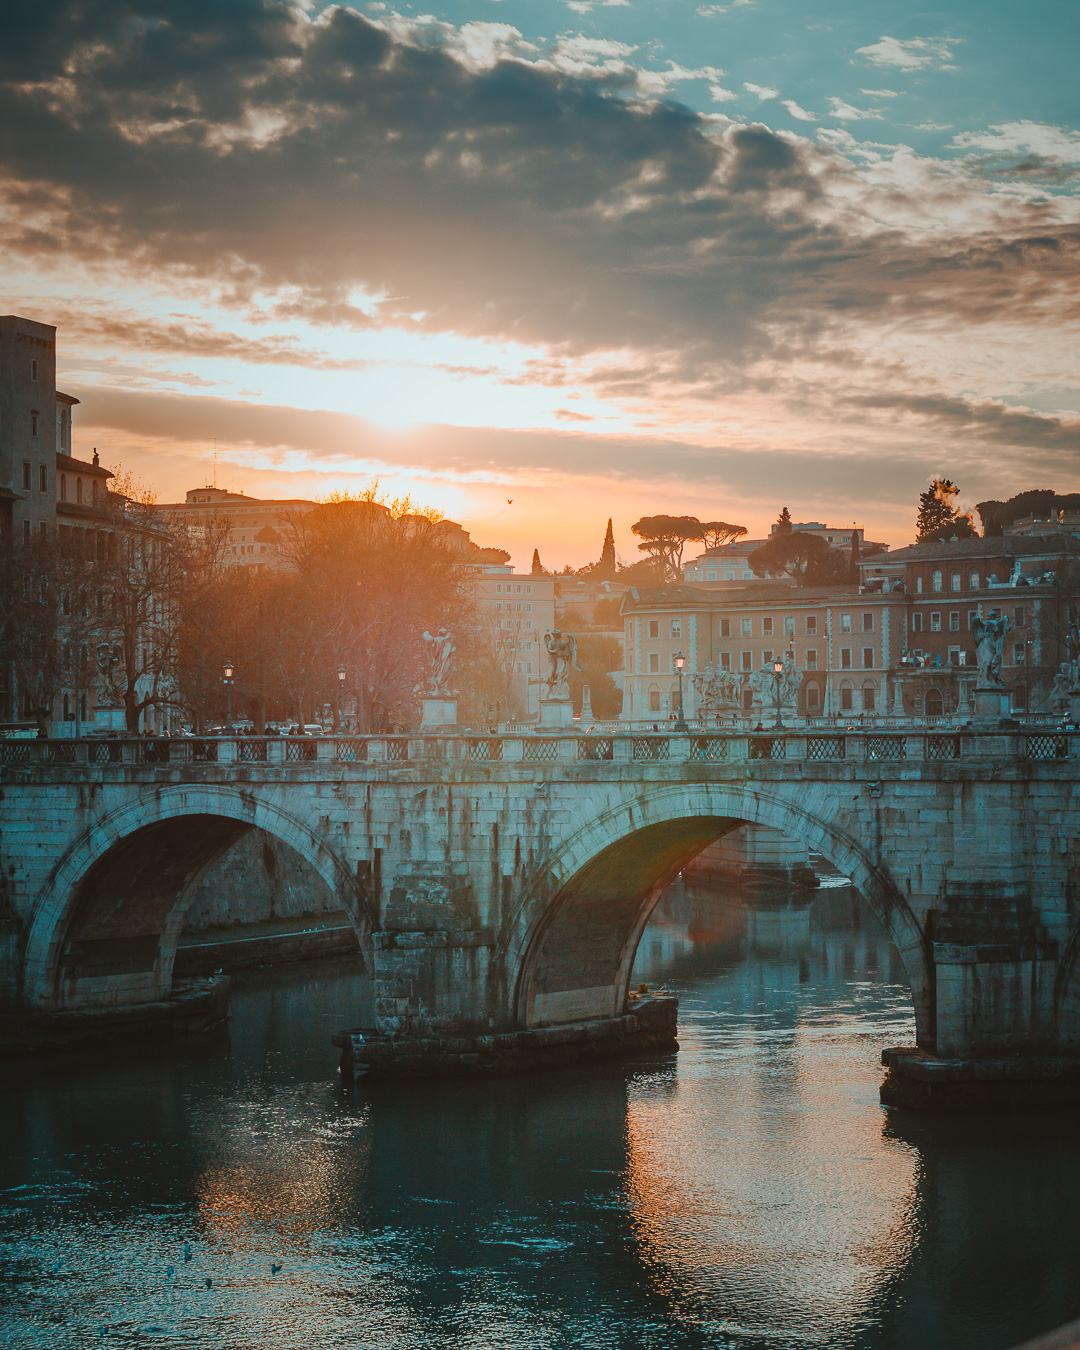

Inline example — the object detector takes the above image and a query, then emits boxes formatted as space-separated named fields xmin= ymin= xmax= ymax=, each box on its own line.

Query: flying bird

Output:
xmin=507 ymin=499 xmax=513 ymax=504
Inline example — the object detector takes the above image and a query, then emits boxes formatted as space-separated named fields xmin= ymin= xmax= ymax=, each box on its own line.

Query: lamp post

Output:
xmin=673 ymin=652 xmax=689 ymax=732
xmin=222 ymin=660 xmax=234 ymax=733
xmin=772 ymin=657 xmax=785 ymax=730
xmin=337 ymin=664 xmax=346 ymax=731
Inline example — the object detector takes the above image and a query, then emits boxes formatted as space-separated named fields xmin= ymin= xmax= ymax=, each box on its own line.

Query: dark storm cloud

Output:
xmin=1 ymin=0 xmax=1074 ymax=374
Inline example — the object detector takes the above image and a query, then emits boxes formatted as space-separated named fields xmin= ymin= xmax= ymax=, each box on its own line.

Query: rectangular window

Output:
xmin=969 ymin=572 xmax=980 ymax=590
xmin=1013 ymin=607 xmax=1024 ymax=628
xmin=22 ymin=462 xmax=31 ymax=490
xmin=741 ymin=651 xmax=753 ymax=672
xmin=915 ymin=577 xmax=924 ymax=594
xmin=807 ymin=684 xmax=820 ymax=709
xmin=706 ymin=569 xmax=718 ymax=581
xmin=930 ymin=612 xmax=941 ymax=632
xmin=863 ymin=685 xmax=876 ymax=712
xmin=763 ymin=617 xmax=773 ymax=636
xmin=784 ymin=616 xmax=795 ymax=636
xmin=806 ymin=615 xmax=817 ymax=634
xmin=863 ymin=647 xmax=874 ymax=669
xmin=912 ymin=612 xmax=923 ymax=633
xmin=740 ymin=618 xmax=752 ymax=637
xmin=948 ymin=647 xmax=961 ymax=667
xmin=22 ymin=521 xmax=30 ymax=544
xmin=841 ymin=648 xmax=852 ymax=669
xmin=967 ymin=610 xmax=977 ymax=630
xmin=720 ymin=619 xmax=730 ymax=637
xmin=949 ymin=612 xmax=960 ymax=631
xmin=862 ymin=612 xmax=874 ymax=632
xmin=719 ymin=652 xmax=731 ymax=670
xmin=671 ymin=620 xmax=681 ymax=639
xmin=951 ymin=573 xmax=962 ymax=592
xmin=649 ymin=653 xmax=659 ymax=673
xmin=763 ymin=650 xmax=773 ymax=666
xmin=1013 ymin=643 xmax=1025 ymax=665
xmin=840 ymin=613 xmax=852 ymax=633
xmin=649 ymin=621 xmax=659 ymax=638
xmin=30 ymin=358 xmax=38 ymax=381
xmin=805 ymin=649 xmax=818 ymax=668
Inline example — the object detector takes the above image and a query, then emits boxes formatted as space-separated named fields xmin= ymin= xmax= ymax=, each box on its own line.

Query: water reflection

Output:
xmin=3 ymin=879 xmax=1080 ymax=1348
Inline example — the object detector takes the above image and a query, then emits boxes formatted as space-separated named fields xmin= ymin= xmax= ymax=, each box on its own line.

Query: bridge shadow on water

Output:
xmin=4 ymin=867 xmax=1080 ymax=1348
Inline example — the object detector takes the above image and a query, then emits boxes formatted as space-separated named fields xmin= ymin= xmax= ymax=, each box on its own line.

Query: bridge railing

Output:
xmin=3 ymin=727 xmax=1079 ymax=770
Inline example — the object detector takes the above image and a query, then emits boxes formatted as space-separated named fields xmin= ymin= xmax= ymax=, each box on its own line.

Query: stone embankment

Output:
xmin=333 ymin=994 xmax=679 ymax=1082
xmin=0 ymin=976 xmax=229 ymax=1060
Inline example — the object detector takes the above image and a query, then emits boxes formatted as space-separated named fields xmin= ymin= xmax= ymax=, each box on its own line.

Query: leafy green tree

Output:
xmin=749 ymin=531 xmax=854 ymax=587
xmin=699 ymin=520 xmax=747 ymax=549
xmin=598 ymin=519 xmax=617 ymax=579
xmin=916 ymin=478 xmax=977 ymax=542
xmin=630 ymin=515 xmax=703 ymax=582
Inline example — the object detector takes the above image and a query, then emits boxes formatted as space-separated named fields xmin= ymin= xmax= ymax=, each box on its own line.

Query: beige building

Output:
xmin=621 ymin=583 xmax=907 ymax=721
xmin=469 ymin=564 xmax=556 ymax=720
xmin=156 ymin=486 xmax=317 ymax=571
xmin=683 ymin=521 xmax=885 ymax=588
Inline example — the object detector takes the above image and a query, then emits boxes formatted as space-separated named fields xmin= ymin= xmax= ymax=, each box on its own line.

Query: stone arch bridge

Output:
xmin=3 ymin=727 xmax=1080 ymax=1082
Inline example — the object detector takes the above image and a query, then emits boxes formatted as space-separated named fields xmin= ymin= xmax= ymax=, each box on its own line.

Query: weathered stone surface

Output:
xmin=2 ymin=731 xmax=1080 ymax=1092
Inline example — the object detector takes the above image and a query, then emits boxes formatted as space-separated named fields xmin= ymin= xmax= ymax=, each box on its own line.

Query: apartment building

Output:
xmin=470 ymin=563 xmax=556 ymax=719
xmin=156 ymin=486 xmax=318 ymax=570
xmin=860 ymin=535 xmax=1080 ymax=714
xmin=621 ymin=583 xmax=907 ymax=720
xmin=683 ymin=521 xmax=886 ymax=588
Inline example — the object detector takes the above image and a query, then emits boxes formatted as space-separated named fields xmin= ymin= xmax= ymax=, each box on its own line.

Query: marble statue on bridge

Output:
xmin=692 ymin=662 xmax=741 ymax=716
xmin=748 ymin=657 xmax=802 ymax=713
xmin=421 ymin=628 xmax=456 ymax=696
xmin=971 ymin=610 xmax=1009 ymax=689
xmin=543 ymin=629 xmax=580 ymax=700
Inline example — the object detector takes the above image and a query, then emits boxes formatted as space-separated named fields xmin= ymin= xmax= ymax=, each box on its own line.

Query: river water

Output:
xmin=4 ymin=876 xmax=1080 ymax=1350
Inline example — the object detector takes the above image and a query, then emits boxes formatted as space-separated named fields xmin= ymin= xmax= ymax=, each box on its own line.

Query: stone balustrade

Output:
xmin=2 ymin=726 xmax=1076 ymax=772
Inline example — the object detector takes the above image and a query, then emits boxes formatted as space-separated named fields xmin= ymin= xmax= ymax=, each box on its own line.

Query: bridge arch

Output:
xmin=23 ymin=787 xmax=361 ymax=1011
xmin=510 ymin=781 xmax=931 ymax=1045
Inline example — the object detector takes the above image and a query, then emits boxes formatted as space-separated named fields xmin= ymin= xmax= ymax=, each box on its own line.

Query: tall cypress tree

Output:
xmin=598 ymin=519 xmax=616 ymax=579
xmin=531 ymin=548 xmax=544 ymax=575
xmin=775 ymin=507 xmax=793 ymax=535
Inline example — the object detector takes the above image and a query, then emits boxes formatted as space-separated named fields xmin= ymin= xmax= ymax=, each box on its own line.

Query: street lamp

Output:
xmin=772 ymin=657 xmax=785 ymax=730
xmin=337 ymin=664 xmax=347 ymax=730
xmin=673 ymin=652 xmax=689 ymax=732
xmin=222 ymin=660 xmax=234 ymax=733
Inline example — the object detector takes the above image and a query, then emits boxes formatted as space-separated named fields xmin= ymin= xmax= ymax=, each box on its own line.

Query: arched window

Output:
xmin=805 ymin=680 xmax=820 ymax=711
xmin=932 ymin=569 xmax=943 ymax=593
xmin=925 ymin=688 xmax=944 ymax=717
xmin=60 ymin=473 xmax=67 ymax=502
xmin=648 ymin=684 xmax=661 ymax=712
xmin=80 ymin=693 xmax=88 ymax=722
xmin=63 ymin=692 xmax=71 ymax=721
xmin=669 ymin=683 xmax=681 ymax=712
xmin=969 ymin=570 xmax=979 ymax=590
xmin=76 ymin=477 xmax=83 ymax=504
xmin=840 ymin=680 xmax=854 ymax=711
xmin=862 ymin=680 xmax=877 ymax=712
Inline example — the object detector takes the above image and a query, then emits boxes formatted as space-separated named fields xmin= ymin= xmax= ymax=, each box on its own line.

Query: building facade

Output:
xmin=621 ymin=584 xmax=907 ymax=721
xmin=156 ymin=486 xmax=318 ymax=571
xmin=469 ymin=564 xmax=556 ymax=720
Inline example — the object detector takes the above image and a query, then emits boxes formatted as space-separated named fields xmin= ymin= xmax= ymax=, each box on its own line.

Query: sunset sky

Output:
xmin=2 ymin=0 xmax=1077 ymax=569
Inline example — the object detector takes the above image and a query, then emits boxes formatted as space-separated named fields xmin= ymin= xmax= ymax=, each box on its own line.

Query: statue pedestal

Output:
xmin=540 ymin=698 xmax=574 ymax=729
xmin=420 ymin=697 xmax=458 ymax=731
xmin=1070 ymin=690 xmax=1080 ymax=725
xmin=974 ymin=687 xmax=1010 ymax=722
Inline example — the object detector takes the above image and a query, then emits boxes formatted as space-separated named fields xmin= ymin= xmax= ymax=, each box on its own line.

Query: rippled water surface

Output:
xmin=4 ymin=878 xmax=1080 ymax=1349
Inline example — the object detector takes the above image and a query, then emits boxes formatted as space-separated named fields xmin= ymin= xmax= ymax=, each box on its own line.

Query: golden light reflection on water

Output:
xmin=192 ymin=1086 xmax=370 ymax=1250
xmin=623 ymin=1035 xmax=923 ymax=1339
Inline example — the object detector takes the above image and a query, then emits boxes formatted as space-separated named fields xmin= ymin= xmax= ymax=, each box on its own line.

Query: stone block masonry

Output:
xmin=3 ymin=728 xmax=1080 ymax=1097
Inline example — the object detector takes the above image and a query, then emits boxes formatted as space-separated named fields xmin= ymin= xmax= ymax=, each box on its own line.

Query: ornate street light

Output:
xmin=772 ymin=657 xmax=785 ymax=730
xmin=222 ymin=660 xmax=234 ymax=733
xmin=673 ymin=652 xmax=689 ymax=732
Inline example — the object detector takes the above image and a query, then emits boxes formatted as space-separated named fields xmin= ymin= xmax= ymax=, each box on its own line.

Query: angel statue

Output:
xmin=971 ymin=610 xmax=1009 ymax=689
xmin=422 ymin=628 xmax=455 ymax=696
xmin=544 ymin=629 xmax=580 ymax=699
